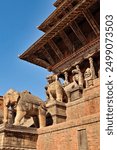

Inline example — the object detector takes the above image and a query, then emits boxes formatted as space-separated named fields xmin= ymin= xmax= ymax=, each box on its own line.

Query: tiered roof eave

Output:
xmin=20 ymin=0 xmax=97 ymax=59
xmin=19 ymin=0 xmax=100 ymax=73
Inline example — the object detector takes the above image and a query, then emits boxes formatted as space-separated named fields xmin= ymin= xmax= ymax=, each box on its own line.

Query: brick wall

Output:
xmin=37 ymin=78 xmax=100 ymax=150
xmin=0 ymin=125 xmax=38 ymax=150
xmin=37 ymin=114 xmax=100 ymax=150
xmin=66 ymin=78 xmax=100 ymax=120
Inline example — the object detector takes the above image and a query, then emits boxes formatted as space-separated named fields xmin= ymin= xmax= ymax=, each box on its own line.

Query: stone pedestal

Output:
xmin=70 ymin=87 xmax=82 ymax=101
xmin=0 ymin=124 xmax=38 ymax=150
xmin=46 ymin=101 xmax=66 ymax=125
xmin=86 ymin=78 xmax=93 ymax=88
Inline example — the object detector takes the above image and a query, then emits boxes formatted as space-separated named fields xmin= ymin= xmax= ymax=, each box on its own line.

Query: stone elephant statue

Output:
xmin=3 ymin=89 xmax=47 ymax=128
xmin=45 ymin=74 xmax=67 ymax=103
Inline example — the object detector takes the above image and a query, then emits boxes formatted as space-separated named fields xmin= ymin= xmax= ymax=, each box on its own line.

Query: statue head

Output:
xmin=46 ymin=74 xmax=58 ymax=84
xmin=72 ymin=69 xmax=78 ymax=75
xmin=4 ymin=89 xmax=19 ymax=107
xmin=84 ymin=68 xmax=92 ymax=79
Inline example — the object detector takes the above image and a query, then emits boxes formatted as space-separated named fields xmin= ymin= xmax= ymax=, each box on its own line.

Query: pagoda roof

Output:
xmin=38 ymin=0 xmax=96 ymax=32
xmin=19 ymin=0 xmax=99 ymax=73
xmin=38 ymin=0 xmax=73 ymax=32
xmin=53 ymin=0 xmax=65 ymax=7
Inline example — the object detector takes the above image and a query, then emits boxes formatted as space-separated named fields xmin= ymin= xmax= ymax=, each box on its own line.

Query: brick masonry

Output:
xmin=0 ymin=124 xmax=38 ymax=150
xmin=37 ymin=78 xmax=100 ymax=150
xmin=37 ymin=114 xmax=100 ymax=150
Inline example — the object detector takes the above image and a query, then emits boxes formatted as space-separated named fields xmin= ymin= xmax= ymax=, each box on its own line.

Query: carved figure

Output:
xmin=89 ymin=57 xmax=96 ymax=79
xmin=3 ymin=89 xmax=46 ymax=128
xmin=63 ymin=70 xmax=69 ymax=86
xmin=46 ymin=74 xmax=67 ymax=102
xmin=64 ymin=65 xmax=83 ymax=102
xmin=84 ymin=57 xmax=96 ymax=88
xmin=72 ymin=65 xmax=83 ymax=88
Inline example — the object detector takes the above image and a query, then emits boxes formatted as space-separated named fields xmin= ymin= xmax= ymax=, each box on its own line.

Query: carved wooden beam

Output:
xmin=83 ymin=9 xmax=99 ymax=36
xmin=29 ymin=54 xmax=50 ymax=67
xmin=42 ymin=47 xmax=55 ymax=65
xmin=49 ymin=39 xmax=64 ymax=59
xmin=35 ymin=58 xmax=50 ymax=67
xmin=59 ymin=30 xmax=73 ymax=52
xmin=70 ymin=21 xmax=88 ymax=45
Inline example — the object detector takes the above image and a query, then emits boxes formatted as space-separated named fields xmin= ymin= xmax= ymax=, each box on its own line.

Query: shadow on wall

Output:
xmin=46 ymin=112 xmax=53 ymax=126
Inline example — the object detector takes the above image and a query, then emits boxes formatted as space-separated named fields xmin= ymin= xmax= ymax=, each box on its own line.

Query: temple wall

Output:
xmin=37 ymin=114 xmax=100 ymax=150
xmin=66 ymin=78 xmax=100 ymax=120
xmin=0 ymin=125 xmax=38 ymax=150
xmin=37 ymin=78 xmax=100 ymax=150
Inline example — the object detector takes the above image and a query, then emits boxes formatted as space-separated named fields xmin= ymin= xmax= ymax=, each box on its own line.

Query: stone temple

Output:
xmin=0 ymin=0 xmax=100 ymax=149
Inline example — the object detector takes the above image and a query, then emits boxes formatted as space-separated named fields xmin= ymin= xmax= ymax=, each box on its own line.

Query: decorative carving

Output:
xmin=84 ymin=68 xmax=93 ymax=88
xmin=46 ymin=74 xmax=67 ymax=103
xmin=84 ymin=57 xmax=96 ymax=88
xmin=3 ymin=89 xmax=46 ymax=128
xmin=72 ymin=64 xmax=84 ymax=88
xmin=64 ymin=65 xmax=83 ymax=102
xmin=63 ymin=70 xmax=69 ymax=86
xmin=89 ymin=57 xmax=96 ymax=79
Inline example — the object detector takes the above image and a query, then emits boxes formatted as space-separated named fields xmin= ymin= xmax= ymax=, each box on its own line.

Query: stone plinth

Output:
xmin=66 ymin=78 xmax=100 ymax=121
xmin=70 ymin=87 xmax=82 ymax=102
xmin=37 ymin=113 xmax=100 ymax=150
xmin=46 ymin=101 xmax=66 ymax=125
xmin=0 ymin=124 xmax=38 ymax=150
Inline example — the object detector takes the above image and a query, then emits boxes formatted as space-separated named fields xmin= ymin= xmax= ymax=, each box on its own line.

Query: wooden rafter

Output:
xmin=83 ymin=9 xmax=99 ymax=36
xmin=51 ymin=37 xmax=100 ymax=72
xmin=30 ymin=55 xmax=50 ymax=67
xmin=49 ymin=39 xmax=64 ymax=59
xmin=20 ymin=0 xmax=97 ymax=59
xmin=70 ymin=21 xmax=88 ymax=45
xmin=42 ymin=47 xmax=55 ymax=65
xmin=59 ymin=30 xmax=73 ymax=52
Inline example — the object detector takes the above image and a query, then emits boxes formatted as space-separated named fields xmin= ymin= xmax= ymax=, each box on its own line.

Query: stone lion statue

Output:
xmin=3 ymin=89 xmax=47 ymax=128
xmin=45 ymin=74 xmax=67 ymax=103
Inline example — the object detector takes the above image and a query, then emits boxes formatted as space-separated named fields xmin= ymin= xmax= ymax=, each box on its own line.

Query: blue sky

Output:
xmin=0 ymin=0 xmax=55 ymax=100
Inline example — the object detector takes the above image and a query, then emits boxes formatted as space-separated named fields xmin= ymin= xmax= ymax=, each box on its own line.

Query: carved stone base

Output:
xmin=0 ymin=124 xmax=38 ymax=150
xmin=46 ymin=101 xmax=66 ymax=125
xmin=86 ymin=78 xmax=93 ymax=88
xmin=70 ymin=87 xmax=83 ymax=101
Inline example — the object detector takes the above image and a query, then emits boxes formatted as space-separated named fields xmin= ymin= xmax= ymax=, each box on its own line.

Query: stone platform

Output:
xmin=0 ymin=124 xmax=38 ymax=150
xmin=46 ymin=101 xmax=66 ymax=125
xmin=37 ymin=113 xmax=100 ymax=150
xmin=37 ymin=78 xmax=100 ymax=150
